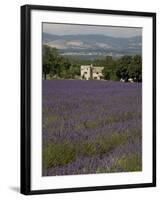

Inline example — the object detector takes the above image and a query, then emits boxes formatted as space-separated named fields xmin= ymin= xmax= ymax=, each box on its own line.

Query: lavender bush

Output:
xmin=42 ymin=80 xmax=142 ymax=176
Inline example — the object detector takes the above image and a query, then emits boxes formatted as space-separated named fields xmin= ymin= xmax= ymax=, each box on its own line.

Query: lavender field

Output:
xmin=42 ymin=80 xmax=142 ymax=176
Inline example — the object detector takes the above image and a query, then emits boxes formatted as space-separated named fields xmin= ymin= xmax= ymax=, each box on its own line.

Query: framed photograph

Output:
xmin=21 ymin=4 xmax=156 ymax=195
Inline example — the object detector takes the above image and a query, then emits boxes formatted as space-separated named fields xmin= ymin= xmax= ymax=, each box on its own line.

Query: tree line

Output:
xmin=43 ymin=45 xmax=80 ymax=79
xmin=43 ymin=44 xmax=142 ymax=82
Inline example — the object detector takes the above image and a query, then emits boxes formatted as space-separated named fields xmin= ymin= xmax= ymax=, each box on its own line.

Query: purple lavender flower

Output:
xmin=42 ymin=80 xmax=142 ymax=176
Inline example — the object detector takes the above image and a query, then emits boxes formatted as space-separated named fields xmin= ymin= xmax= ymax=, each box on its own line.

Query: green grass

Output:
xmin=82 ymin=133 xmax=129 ymax=156
xmin=42 ymin=142 xmax=77 ymax=169
xmin=111 ymin=152 xmax=142 ymax=172
xmin=105 ymin=112 xmax=135 ymax=124
xmin=43 ymin=132 xmax=130 ymax=169
xmin=84 ymin=120 xmax=99 ymax=129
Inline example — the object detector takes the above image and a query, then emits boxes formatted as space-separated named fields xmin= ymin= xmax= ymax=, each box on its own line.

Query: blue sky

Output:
xmin=43 ymin=23 xmax=142 ymax=38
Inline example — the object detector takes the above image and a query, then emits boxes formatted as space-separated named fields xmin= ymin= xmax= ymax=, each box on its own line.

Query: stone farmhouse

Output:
xmin=80 ymin=64 xmax=104 ymax=80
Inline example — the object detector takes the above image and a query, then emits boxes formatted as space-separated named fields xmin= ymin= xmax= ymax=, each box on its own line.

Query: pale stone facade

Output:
xmin=80 ymin=65 xmax=92 ymax=80
xmin=81 ymin=65 xmax=104 ymax=80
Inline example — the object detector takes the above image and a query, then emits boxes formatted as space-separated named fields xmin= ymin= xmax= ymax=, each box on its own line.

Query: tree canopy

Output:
xmin=43 ymin=45 xmax=80 ymax=79
xmin=43 ymin=45 xmax=142 ymax=82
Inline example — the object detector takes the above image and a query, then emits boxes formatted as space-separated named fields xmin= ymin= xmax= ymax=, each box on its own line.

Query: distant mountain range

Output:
xmin=43 ymin=33 xmax=142 ymax=60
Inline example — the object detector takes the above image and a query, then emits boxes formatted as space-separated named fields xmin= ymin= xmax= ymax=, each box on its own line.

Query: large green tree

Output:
xmin=42 ymin=45 xmax=59 ymax=79
xmin=103 ymin=56 xmax=118 ymax=80
xmin=116 ymin=56 xmax=134 ymax=81
xmin=128 ymin=55 xmax=142 ymax=82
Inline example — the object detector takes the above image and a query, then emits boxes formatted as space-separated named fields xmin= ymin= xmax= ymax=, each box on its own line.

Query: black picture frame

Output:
xmin=21 ymin=4 xmax=156 ymax=195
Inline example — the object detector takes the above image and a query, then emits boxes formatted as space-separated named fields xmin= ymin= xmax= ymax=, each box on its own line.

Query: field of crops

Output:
xmin=42 ymin=80 xmax=142 ymax=176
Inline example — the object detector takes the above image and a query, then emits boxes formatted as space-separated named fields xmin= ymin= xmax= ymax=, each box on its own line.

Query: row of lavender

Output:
xmin=42 ymin=80 xmax=142 ymax=176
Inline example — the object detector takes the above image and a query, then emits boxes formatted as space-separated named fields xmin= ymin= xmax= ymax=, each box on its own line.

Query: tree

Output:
xmin=116 ymin=55 xmax=142 ymax=82
xmin=128 ymin=64 xmax=142 ymax=82
xmin=68 ymin=64 xmax=80 ymax=79
xmin=103 ymin=56 xmax=119 ymax=80
xmin=116 ymin=65 xmax=129 ymax=81
xmin=57 ymin=57 xmax=71 ymax=78
xmin=119 ymin=55 xmax=132 ymax=66
xmin=128 ymin=55 xmax=142 ymax=82
xmin=42 ymin=45 xmax=59 ymax=79
xmin=115 ymin=56 xmax=133 ymax=81
xmin=132 ymin=55 xmax=142 ymax=65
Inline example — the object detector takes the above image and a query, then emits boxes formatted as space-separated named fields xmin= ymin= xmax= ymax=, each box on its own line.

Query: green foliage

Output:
xmin=96 ymin=152 xmax=142 ymax=173
xmin=101 ymin=55 xmax=142 ymax=82
xmin=43 ymin=132 xmax=129 ymax=169
xmin=116 ymin=55 xmax=142 ymax=81
xmin=43 ymin=142 xmax=76 ymax=169
xmin=132 ymin=55 xmax=142 ymax=65
xmin=42 ymin=45 xmax=142 ymax=82
xmin=102 ymin=56 xmax=119 ymax=81
xmin=84 ymin=121 xmax=98 ymax=129
xmin=116 ymin=65 xmax=129 ymax=81
xmin=128 ymin=64 xmax=142 ymax=82
xmin=111 ymin=152 xmax=142 ymax=172
xmin=82 ymin=143 xmax=97 ymax=156
xmin=43 ymin=45 xmax=77 ymax=79
xmin=105 ymin=112 xmax=134 ymax=124
xmin=42 ymin=45 xmax=59 ymax=79
xmin=96 ymin=133 xmax=128 ymax=155
xmin=43 ymin=45 xmax=81 ymax=79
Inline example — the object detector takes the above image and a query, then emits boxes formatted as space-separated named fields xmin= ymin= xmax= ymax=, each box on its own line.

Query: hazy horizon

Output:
xmin=43 ymin=23 xmax=142 ymax=38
